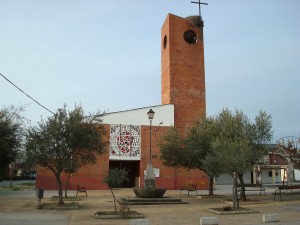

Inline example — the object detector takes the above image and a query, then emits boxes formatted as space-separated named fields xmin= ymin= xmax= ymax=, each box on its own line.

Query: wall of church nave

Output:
xmin=35 ymin=144 xmax=110 ymax=190
xmin=36 ymin=174 xmax=108 ymax=190
xmin=35 ymin=124 xmax=210 ymax=190
xmin=173 ymin=168 xmax=209 ymax=190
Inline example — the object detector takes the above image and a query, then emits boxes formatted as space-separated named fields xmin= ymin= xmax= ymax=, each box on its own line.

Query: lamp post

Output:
xmin=144 ymin=109 xmax=155 ymax=189
xmin=147 ymin=109 xmax=155 ymax=163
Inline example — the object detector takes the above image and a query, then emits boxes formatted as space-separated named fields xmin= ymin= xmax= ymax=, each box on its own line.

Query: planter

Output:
xmin=40 ymin=202 xmax=79 ymax=209
xmin=94 ymin=211 xmax=145 ymax=219
xmin=50 ymin=196 xmax=80 ymax=201
xmin=207 ymin=207 xmax=260 ymax=215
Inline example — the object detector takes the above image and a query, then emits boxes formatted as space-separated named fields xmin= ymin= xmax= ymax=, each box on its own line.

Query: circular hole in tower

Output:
xmin=163 ymin=35 xmax=167 ymax=49
xmin=183 ymin=30 xmax=197 ymax=44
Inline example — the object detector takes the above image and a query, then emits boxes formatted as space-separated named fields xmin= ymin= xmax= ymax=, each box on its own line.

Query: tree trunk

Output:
xmin=232 ymin=173 xmax=239 ymax=209
xmin=64 ymin=172 xmax=72 ymax=198
xmin=208 ymin=176 xmax=214 ymax=196
xmin=55 ymin=173 xmax=64 ymax=205
xmin=109 ymin=187 xmax=117 ymax=212
xmin=238 ymin=173 xmax=246 ymax=201
xmin=9 ymin=168 xmax=13 ymax=188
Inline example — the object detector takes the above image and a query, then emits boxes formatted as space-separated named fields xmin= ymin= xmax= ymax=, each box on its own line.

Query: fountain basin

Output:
xmin=133 ymin=188 xmax=167 ymax=198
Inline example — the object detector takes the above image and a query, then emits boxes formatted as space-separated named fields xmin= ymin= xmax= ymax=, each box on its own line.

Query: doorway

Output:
xmin=109 ymin=160 xmax=140 ymax=188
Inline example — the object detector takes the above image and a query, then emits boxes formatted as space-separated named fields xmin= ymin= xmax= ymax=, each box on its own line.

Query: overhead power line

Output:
xmin=0 ymin=72 xmax=55 ymax=115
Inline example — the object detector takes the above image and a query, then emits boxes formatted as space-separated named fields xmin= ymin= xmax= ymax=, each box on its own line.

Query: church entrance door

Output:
xmin=109 ymin=160 xmax=140 ymax=188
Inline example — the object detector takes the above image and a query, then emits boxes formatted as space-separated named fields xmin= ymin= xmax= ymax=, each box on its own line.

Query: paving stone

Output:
xmin=200 ymin=216 xmax=218 ymax=225
xmin=130 ymin=218 xmax=150 ymax=225
xmin=262 ymin=213 xmax=279 ymax=223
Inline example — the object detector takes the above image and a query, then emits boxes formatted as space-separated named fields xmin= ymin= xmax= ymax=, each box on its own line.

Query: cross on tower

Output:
xmin=191 ymin=0 xmax=208 ymax=18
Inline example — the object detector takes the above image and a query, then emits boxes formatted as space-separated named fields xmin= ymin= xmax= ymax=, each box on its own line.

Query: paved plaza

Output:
xmin=1 ymin=182 xmax=300 ymax=225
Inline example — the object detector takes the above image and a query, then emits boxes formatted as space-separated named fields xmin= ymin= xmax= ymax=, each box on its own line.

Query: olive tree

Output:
xmin=159 ymin=117 xmax=221 ymax=195
xmin=213 ymin=109 xmax=272 ymax=203
xmin=26 ymin=105 xmax=105 ymax=205
xmin=159 ymin=108 xmax=273 ymax=201
xmin=103 ymin=168 xmax=128 ymax=212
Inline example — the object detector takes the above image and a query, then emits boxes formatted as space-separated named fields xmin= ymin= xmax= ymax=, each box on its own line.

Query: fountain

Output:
xmin=133 ymin=162 xmax=166 ymax=198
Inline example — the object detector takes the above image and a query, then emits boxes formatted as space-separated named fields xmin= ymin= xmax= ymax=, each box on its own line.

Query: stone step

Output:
xmin=121 ymin=197 xmax=188 ymax=205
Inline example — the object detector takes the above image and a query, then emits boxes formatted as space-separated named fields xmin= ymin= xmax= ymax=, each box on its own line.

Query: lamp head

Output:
xmin=147 ymin=109 xmax=155 ymax=120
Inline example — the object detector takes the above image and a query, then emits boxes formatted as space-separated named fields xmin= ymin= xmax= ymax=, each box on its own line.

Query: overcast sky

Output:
xmin=1 ymin=0 xmax=299 ymax=142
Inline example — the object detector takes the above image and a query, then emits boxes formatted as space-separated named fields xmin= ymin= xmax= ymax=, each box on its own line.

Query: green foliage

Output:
xmin=159 ymin=108 xmax=273 ymax=197
xmin=159 ymin=128 xmax=185 ymax=168
xmin=159 ymin=117 xmax=219 ymax=171
xmin=201 ymin=153 xmax=222 ymax=178
xmin=254 ymin=110 xmax=273 ymax=144
xmin=26 ymin=105 xmax=105 ymax=174
xmin=210 ymin=109 xmax=273 ymax=205
xmin=0 ymin=105 xmax=25 ymax=169
xmin=211 ymin=140 xmax=253 ymax=174
xmin=25 ymin=104 xmax=105 ymax=205
xmin=103 ymin=168 xmax=128 ymax=212
xmin=213 ymin=109 xmax=273 ymax=174
xmin=183 ymin=117 xmax=217 ymax=170
xmin=103 ymin=168 xmax=129 ymax=189
xmin=159 ymin=117 xmax=221 ymax=195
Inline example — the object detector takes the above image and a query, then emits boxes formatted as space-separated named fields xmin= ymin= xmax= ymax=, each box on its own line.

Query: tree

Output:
xmin=159 ymin=108 xmax=273 ymax=201
xmin=26 ymin=105 xmax=105 ymax=205
xmin=103 ymin=168 xmax=128 ymax=212
xmin=275 ymin=136 xmax=300 ymax=185
xmin=159 ymin=117 xmax=221 ymax=195
xmin=213 ymin=109 xmax=273 ymax=203
xmin=210 ymin=140 xmax=254 ymax=208
xmin=0 ymin=105 xmax=25 ymax=181
xmin=183 ymin=117 xmax=222 ymax=195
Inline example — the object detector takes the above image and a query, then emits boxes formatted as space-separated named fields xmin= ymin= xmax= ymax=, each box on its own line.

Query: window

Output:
xmin=183 ymin=30 xmax=197 ymax=44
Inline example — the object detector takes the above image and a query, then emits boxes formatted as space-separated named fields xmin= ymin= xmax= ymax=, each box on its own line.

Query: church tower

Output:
xmin=161 ymin=14 xmax=206 ymax=132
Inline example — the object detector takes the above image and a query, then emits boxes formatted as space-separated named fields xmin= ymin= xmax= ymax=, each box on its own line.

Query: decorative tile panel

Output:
xmin=109 ymin=124 xmax=141 ymax=159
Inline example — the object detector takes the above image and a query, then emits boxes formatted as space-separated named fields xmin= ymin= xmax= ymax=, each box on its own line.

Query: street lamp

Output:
xmin=147 ymin=109 xmax=155 ymax=163
xmin=144 ymin=109 xmax=155 ymax=189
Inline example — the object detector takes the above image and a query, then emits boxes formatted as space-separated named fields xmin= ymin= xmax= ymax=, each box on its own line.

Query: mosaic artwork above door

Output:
xmin=109 ymin=124 xmax=141 ymax=160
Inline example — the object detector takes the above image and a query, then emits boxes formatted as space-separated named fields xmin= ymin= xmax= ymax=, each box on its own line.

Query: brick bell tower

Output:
xmin=161 ymin=14 xmax=206 ymax=133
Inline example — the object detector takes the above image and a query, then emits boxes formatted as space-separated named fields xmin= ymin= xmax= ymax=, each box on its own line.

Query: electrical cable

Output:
xmin=0 ymin=72 xmax=55 ymax=115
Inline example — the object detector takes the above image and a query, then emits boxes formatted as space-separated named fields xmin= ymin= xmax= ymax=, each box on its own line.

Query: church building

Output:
xmin=37 ymin=13 xmax=209 ymax=190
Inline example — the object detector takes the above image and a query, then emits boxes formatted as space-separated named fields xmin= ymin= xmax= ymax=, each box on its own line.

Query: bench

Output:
xmin=180 ymin=184 xmax=197 ymax=195
xmin=273 ymin=185 xmax=300 ymax=201
xmin=76 ymin=185 xmax=87 ymax=197
xmin=237 ymin=184 xmax=266 ymax=196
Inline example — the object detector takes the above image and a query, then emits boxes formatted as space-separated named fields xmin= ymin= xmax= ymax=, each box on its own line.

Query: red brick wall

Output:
xmin=36 ymin=124 xmax=110 ymax=190
xmin=161 ymin=14 xmax=206 ymax=134
xmin=36 ymin=125 xmax=208 ymax=190
xmin=269 ymin=154 xmax=288 ymax=165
